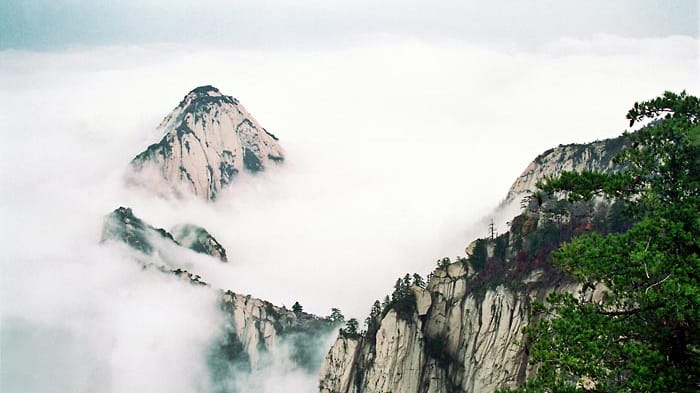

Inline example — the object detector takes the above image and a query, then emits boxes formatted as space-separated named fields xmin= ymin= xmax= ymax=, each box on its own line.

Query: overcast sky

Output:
xmin=1 ymin=0 xmax=698 ymax=50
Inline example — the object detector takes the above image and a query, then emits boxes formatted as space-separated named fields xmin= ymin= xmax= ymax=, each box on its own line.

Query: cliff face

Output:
xmin=319 ymin=135 xmax=625 ymax=393
xmin=101 ymin=206 xmax=336 ymax=389
xmin=504 ymin=135 xmax=627 ymax=204
xmin=211 ymin=290 xmax=336 ymax=390
xmin=319 ymin=264 xmax=577 ymax=393
xmin=130 ymin=85 xmax=284 ymax=200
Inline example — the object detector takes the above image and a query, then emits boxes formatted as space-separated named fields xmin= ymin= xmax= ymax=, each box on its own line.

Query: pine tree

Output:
xmin=505 ymin=91 xmax=700 ymax=392
xmin=329 ymin=308 xmax=344 ymax=323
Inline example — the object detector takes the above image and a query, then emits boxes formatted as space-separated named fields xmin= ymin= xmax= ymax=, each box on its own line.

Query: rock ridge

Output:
xmin=100 ymin=207 xmax=337 ymax=390
xmin=101 ymin=206 xmax=228 ymax=262
xmin=318 ymin=134 xmax=627 ymax=393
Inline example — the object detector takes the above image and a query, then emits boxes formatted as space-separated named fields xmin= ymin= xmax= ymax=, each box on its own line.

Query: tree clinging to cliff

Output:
xmin=506 ymin=91 xmax=700 ymax=393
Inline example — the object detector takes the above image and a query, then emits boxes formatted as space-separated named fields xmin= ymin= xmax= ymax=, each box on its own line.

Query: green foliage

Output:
xmin=361 ymin=272 xmax=427 ymax=331
xmin=606 ymin=199 xmax=634 ymax=234
xmin=207 ymin=326 xmax=251 ymax=384
xmin=424 ymin=336 xmax=452 ymax=368
xmin=328 ymin=308 xmax=345 ymax=323
xmin=494 ymin=233 xmax=509 ymax=261
xmin=381 ymin=295 xmax=390 ymax=310
xmin=469 ymin=239 xmax=488 ymax=271
xmin=391 ymin=274 xmax=417 ymax=322
xmin=339 ymin=318 xmax=360 ymax=338
xmin=506 ymin=92 xmax=700 ymax=392
xmin=101 ymin=207 xmax=184 ymax=255
xmin=261 ymin=302 xmax=284 ymax=333
xmin=292 ymin=301 xmax=303 ymax=314
xmin=524 ymin=220 xmax=560 ymax=261
xmin=364 ymin=300 xmax=383 ymax=338
xmin=413 ymin=273 xmax=426 ymax=288
xmin=243 ymin=147 xmax=263 ymax=172
xmin=437 ymin=256 xmax=452 ymax=269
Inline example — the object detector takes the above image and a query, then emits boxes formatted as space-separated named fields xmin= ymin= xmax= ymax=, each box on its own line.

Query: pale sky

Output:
xmin=1 ymin=0 xmax=698 ymax=50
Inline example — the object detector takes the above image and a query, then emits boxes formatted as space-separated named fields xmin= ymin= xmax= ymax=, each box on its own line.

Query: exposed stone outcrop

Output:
xmin=319 ymin=134 xmax=628 ymax=393
xmin=171 ymin=223 xmax=228 ymax=262
xmin=217 ymin=291 xmax=335 ymax=371
xmin=101 ymin=206 xmax=228 ymax=262
xmin=319 ymin=337 xmax=362 ymax=393
xmin=130 ymin=85 xmax=284 ymax=200
xmin=101 ymin=206 xmax=179 ymax=255
xmin=101 ymin=207 xmax=336 ymax=390
xmin=319 ymin=261 xmax=576 ymax=393
xmin=504 ymin=135 xmax=628 ymax=204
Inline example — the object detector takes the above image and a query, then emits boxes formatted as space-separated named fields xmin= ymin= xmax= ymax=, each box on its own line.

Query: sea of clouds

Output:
xmin=1 ymin=35 xmax=697 ymax=392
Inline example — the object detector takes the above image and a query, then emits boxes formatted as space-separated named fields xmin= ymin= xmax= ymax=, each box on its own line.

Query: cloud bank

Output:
xmin=1 ymin=35 xmax=698 ymax=391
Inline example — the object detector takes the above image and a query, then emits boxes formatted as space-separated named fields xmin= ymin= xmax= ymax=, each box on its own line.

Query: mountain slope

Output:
xmin=503 ymin=135 xmax=628 ymax=205
xmin=318 ymin=134 xmax=626 ymax=393
xmin=100 ymin=207 xmax=336 ymax=390
xmin=130 ymin=85 xmax=284 ymax=200
xmin=101 ymin=206 xmax=227 ymax=261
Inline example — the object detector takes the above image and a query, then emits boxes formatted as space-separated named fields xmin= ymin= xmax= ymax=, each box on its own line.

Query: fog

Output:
xmin=1 ymin=34 xmax=698 ymax=392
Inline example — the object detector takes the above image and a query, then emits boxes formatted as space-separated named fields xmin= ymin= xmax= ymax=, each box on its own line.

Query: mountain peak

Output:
xmin=183 ymin=85 xmax=222 ymax=100
xmin=176 ymin=85 xmax=236 ymax=109
xmin=130 ymin=86 xmax=284 ymax=200
xmin=190 ymin=85 xmax=220 ymax=95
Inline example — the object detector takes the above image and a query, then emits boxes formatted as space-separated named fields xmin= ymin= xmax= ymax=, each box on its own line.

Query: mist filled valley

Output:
xmin=1 ymin=2 xmax=699 ymax=392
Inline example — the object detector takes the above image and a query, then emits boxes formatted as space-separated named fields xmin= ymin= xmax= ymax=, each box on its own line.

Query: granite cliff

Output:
xmin=100 ymin=207 xmax=336 ymax=391
xmin=318 ymin=135 xmax=626 ymax=393
xmin=503 ymin=135 xmax=628 ymax=204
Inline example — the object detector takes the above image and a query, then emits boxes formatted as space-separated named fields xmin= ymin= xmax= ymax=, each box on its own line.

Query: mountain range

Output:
xmin=109 ymin=85 xmax=632 ymax=392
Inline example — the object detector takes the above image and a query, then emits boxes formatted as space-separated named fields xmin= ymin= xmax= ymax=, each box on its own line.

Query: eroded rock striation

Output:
xmin=319 ymin=134 xmax=625 ymax=393
xmin=504 ymin=135 xmax=628 ymax=205
xmin=130 ymin=85 xmax=284 ymax=200
xmin=104 ymin=87 xmax=332 ymax=391
xmin=101 ymin=207 xmax=336 ymax=390
xmin=318 ymin=238 xmax=577 ymax=393
xmin=213 ymin=291 xmax=337 ymax=379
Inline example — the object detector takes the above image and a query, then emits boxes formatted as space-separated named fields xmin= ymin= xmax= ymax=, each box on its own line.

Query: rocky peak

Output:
xmin=101 ymin=206 xmax=176 ymax=255
xmin=171 ymin=223 xmax=228 ymax=262
xmin=317 ymin=134 xmax=630 ymax=393
xmin=101 ymin=206 xmax=228 ymax=262
xmin=100 ymin=206 xmax=338 ymax=383
xmin=503 ymin=135 xmax=628 ymax=205
xmin=130 ymin=85 xmax=285 ymax=200
xmin=183 ymin=85 xmax=223 ymax=100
